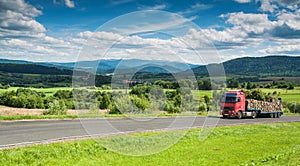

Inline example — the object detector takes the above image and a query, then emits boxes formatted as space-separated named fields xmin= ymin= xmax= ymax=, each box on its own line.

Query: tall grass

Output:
xmin=0 ymin=122 xmax=299 ymax=165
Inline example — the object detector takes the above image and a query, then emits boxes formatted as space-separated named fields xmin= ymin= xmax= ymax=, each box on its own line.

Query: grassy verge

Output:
xmin=0 ymin=122 xmax=299 ymax=165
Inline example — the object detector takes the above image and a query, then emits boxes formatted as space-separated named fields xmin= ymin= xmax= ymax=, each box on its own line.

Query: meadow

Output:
xmin=192 ymin=87 xmax=300 ymax=103
xmin=0 ymin=86 xmax=299 ymax=102
xmin=0 ymin=122 xmax=299 ymax=165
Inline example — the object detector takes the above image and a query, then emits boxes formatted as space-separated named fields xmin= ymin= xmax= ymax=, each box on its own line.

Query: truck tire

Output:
xmin=276 ymin=112 xmax=280 ymax=118
xmin=222 ymin=115 xmax=228 ymax=119
xmin=237 ymin=111 xmax=242 ymax=119
xmin=252 ymin=111 xmax=257 ymax=119
xmin=270 ymin=113 xmax=275 ymax=118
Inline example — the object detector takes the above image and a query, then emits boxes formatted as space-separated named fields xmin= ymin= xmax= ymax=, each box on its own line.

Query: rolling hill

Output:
xmin=0 ymin=55 xmax=299 ymax=77
xmin=192 ymin=56 xmax=300 ymax=77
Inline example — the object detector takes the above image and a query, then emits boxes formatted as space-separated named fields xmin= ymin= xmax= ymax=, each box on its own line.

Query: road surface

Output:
xmin=0 ymin=116 xmax=299 ymax=149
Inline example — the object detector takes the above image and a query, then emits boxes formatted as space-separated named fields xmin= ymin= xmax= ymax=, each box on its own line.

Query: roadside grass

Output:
xmin=0 ymin=112 xmax=298 ymax=121
xmin=260 ymin=87 xmax=300 ymax=103
xmin=0 ymin=122 xmax=299 ymax=165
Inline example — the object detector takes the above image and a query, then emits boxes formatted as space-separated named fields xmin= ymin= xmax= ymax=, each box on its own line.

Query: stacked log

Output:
xmin=247 ymin=99 xmax=282 ymax=112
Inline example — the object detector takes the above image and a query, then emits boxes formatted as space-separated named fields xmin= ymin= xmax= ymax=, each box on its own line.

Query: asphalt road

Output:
xmin=0 ymin=116 xmax=299 ymax=149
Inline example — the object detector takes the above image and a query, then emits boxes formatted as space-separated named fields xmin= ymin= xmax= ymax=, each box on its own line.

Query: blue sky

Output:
xmin=0 ymin=0 xmax=299 ymax=64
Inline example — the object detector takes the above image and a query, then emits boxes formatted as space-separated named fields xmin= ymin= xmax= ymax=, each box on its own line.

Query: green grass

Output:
xmin=260 ymin=87 xmax=300 ymax=103
xmin=0 ymin=122 xmax=299 ymax=165
xmin=0 ymin=87 xmax=73 ymax=97
xmin=191 ymin=88 xmax=300 ymax=103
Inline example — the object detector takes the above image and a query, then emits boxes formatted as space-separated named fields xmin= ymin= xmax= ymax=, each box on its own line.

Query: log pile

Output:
xmin=247 ymin=99 xmax=282 ymax=112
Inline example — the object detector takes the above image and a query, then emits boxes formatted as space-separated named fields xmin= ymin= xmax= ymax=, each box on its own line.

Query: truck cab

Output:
xmin=220 ymin=90 xmax=246 ymax=118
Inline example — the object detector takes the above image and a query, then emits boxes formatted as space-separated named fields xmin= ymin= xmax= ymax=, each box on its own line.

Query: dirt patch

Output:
xmin=0 ymin=107 xmax=42 ymax=116
xmin=0 ymin=106 xmax=109 ymax=116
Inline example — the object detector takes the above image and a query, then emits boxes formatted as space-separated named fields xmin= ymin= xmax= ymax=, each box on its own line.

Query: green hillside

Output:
xmin=192 ymin=56 xmax=300 ymax=77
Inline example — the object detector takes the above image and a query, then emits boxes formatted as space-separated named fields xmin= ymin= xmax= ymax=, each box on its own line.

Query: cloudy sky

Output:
xmin=0 ymin=0 xmax=299 ymax=64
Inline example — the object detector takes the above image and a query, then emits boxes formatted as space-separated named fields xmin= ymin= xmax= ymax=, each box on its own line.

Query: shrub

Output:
xmin=110 ymin=95 xmax=133 ymax=114
xmin=287 ymin=102 xmax=300 ymax=113
xmin=43 ymin=100 xmax=67 ymax=115
xmin=198 ymin=102 xmax=207 ymax=112
xmin=164 ymin=101 xmax=180 ymax=113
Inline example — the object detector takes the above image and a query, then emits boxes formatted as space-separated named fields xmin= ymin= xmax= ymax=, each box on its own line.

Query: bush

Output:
xmin=246 ymin=89 xmax=265 ymax=101
xmin=164 ymin=101 xmax=180 ymax=113
xmin=43 ymin=100 xmax=67 ymax=115
xmin=198 ymin=102 xmax=207 ymax=112
xmin=0 ymin=88 xmax=46 ymax=109
xmin=110 ymin=95 xmax=133 ymax=114
xmin=99 ymin=92 xmax=112 ymax=109
xmin=132 ymin=95 xmax=150 ymax=113
xmin=287 ymin=102 xmax=300 ymax=113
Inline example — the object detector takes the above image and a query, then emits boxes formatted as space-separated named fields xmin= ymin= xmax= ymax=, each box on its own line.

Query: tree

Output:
xmin=203 ymin=95 xmax=210 ymax=111
xmin=246 ymin=89 xmax=265 ymax=101
xmin=99 ymin=92 xmax=111 ymax=109
xmin=287 ymin=83 xmax=294 ymax=90
xmin=227 ymin=78 xmax=240 ymax=88
xmin=202 ymin=79 xmax=212 ymax=90
xmin=246 ymin=82 xmax=252 ymax=89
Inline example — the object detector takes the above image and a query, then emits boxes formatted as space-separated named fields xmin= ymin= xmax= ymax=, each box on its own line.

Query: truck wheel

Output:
xmin=252 ymin=111 xmax=257 ymax=119
xmin=237 ymin=111 xmax=242 ymax=119
xmin=222 ymin=115 xmax=228 ymax=119
xmin=276 ymin=112 xmax=280 ymax=118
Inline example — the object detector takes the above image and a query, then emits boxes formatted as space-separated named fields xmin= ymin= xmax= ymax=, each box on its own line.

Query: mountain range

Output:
xmin=0 ymin=55 xmax=299 ymax=77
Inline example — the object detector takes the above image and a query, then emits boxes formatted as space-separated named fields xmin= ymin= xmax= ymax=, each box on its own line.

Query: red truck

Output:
xmin=220 ymin=90 xmax=283 ymax=119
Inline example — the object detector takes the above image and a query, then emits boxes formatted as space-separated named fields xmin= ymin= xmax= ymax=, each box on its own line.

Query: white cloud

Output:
xmin=0 ymin=0 xmax=42 ymax=17
xmin=110 ymin=0 xmax=134 ymax=6
xmin=111 ymin=13 xmax=197 ymax=35
xmin=0 ymin=0 xmax=45 ymax=34
xmin=258 ymin=0 xmax=278 ymax=12
xmin=138 ymin=4 xmax=167 ymax=10
xmin=178 ymin=2 xmax=213 ymax=15
xmin=256 ymin=0 xmax=300 ymax=12
xmin=65 ymin=0 xmax=75 ymax=8
xmin=276 ymin=10 xmax=300 ymax=30
xmin=259 ymin=44 xmax=300 ymax=54
xmin=221 ymin=12 xmax=275 ymax=34
xmin=234 ymin=0 xmax=252 ymax=3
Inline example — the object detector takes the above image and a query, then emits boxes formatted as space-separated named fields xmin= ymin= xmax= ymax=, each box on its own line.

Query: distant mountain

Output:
xmin=70 ymin=59 xmax=198 ymax=74
xmin=192 ymin=56 xmax=300 ymax=77
xmin=0 ymin=59 xmax=199 ymax=74
xmin=0 ymin=63 xmax=72 ymax=75
xmin=0 ymin=56 xmax=299 ymax=77
xmin=0 ymin=59 xmax=33 ymax=64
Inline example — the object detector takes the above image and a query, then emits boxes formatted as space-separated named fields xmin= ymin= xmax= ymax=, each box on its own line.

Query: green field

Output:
xmin=192 ymin=88 xmax=300 ymax=103
xmin=1 ymin=87 xmax=299 ymax=102
xmin=260 ymin=87 xmax=300 ymax=103
xmin=0 ymin=87 xmax=73 ymax=97
xmin=1 ymin=122 xmax=299 ymax=165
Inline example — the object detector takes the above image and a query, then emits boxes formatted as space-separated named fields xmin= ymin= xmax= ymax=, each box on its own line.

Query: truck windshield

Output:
xmin=221 ymin=96 xmax=238 ymax=103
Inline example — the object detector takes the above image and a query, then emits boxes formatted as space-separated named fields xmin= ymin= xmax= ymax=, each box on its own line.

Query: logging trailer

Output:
xmin=220 ymin=90 xmax=283 ymax=119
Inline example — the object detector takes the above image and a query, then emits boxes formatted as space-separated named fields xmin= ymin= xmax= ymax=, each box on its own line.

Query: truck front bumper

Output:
xmin=222 ymin=110 xmax=236 ymax=117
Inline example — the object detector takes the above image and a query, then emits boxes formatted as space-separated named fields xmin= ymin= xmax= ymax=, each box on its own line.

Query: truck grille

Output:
xmin=223 ymin=107 xmax=234 ymax=111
